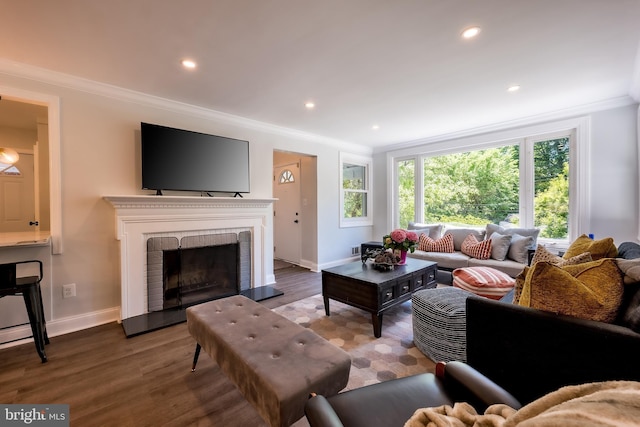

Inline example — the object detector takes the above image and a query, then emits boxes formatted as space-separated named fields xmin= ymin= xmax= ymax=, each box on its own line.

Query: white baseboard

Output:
xmin=0 ymin=306 xmax=120 ymax=350
xmin=316 ymin=256 xmax=361 ymax=272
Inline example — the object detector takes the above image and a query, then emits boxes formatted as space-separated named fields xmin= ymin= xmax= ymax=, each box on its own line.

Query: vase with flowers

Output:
xmin=382 ymin=229 xmax=419 ymax=264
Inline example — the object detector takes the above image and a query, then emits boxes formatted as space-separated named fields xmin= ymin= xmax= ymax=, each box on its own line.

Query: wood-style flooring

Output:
xmin=0 ymin=262 xmax=321 ymax=427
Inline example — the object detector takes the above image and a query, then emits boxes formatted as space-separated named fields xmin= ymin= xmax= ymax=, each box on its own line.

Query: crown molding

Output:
xmin=0 ymin=58 xmax=370 ymax=154
xmin=377 ymin=95 xmax=638 ymax=154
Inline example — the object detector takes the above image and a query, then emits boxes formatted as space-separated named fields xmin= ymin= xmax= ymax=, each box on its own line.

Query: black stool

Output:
xmin=0 ymin=260 xmax=49 ymax=362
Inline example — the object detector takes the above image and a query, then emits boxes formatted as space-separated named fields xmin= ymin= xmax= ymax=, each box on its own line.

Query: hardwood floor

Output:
xmin=0 ymin=263 xmax=322 ymax=427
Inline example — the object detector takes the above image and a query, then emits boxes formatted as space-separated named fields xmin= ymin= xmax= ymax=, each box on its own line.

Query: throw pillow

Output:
xmin=489 ymin=232 xmax=512 ymax=261
xmin=461 ymin=234 xmax=492 ymax=260
xmin=563 ymin=234 xmax=618 ymax=260
xmin=446 ymin=228 xmax=486 ymax=251
xmin=486 ymin=224 xmax=540 ymax=248
xmin=452 ymin=266 xmax=515 ymax=300
xmin=512 ymin=266 xmax=529 ymax=304
xmin=418 ymin=233 xmax=454 ymax=253
xmin=616 ymin=258 xmax=640 ymax=285
xmin=517 ymin=258 xmax=624 ymax=323
xmin=531 ymin=245 xmax=593 ymax=267
xmin=507 ymin=233 xmax=535 ymax=264
xmin=408 ymin=222 xmax=443 ymax=240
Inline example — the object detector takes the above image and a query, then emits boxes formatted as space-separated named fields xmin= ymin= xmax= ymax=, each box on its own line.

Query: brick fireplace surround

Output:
xmin=104 ymin=195 xmax=276 ymax=324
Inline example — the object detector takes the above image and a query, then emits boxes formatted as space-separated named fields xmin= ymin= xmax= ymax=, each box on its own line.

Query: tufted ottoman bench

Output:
xmin=411 ymin=287 xmax=478 ymax=363
xmin=187 ymin=295 xmax=351 ymax=427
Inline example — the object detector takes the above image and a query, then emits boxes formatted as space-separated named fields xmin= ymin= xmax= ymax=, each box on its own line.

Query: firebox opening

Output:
xmin=162 ymin=243 xmax=239 ymax=310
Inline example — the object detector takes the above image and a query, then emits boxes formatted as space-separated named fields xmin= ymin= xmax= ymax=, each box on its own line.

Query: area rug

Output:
xmin=273 ymin=294 xmax=435 ymax=390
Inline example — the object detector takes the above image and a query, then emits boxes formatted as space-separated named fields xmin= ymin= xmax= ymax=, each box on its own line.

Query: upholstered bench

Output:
xmin=187 ymin=295 xmax=351 ymax=427
xmin=412 ymin=287 xmax=478 ymax=362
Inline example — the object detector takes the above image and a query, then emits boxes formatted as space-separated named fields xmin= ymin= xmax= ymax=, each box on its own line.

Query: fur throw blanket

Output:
xmin=405 ymin=381 xmax=640 ymax=427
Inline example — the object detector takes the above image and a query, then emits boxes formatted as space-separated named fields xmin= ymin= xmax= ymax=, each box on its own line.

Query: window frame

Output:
xmin=340 ymin=152 xmax=373 ymax=228
xmin=387 ymin=116 xmax=590 ymax=248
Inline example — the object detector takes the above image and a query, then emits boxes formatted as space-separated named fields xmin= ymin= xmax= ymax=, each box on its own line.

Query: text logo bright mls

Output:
xmin=1 ymin=405 xmax=69 ymax=426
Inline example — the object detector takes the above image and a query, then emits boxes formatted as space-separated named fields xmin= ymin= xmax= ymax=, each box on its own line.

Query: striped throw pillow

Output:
xmin=461 ymin=234 xmax=492 ymax=260
xmin=418 ymin=233 xmax=454 ymax=253
xmin=453 ymin=267 xmax=515 ymax=300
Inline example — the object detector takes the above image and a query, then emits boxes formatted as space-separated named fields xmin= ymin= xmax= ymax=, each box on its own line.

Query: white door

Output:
xmin=273 ymin=163 xmax=301 ymax=264
xmin=0 ymin=152 xmax=36 ymax=232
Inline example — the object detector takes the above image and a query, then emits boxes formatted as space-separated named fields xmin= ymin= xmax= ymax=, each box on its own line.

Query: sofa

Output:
xmin=464 ymin=239 xmax=640 ymax=404
xmin=406 ymin=222 xmax=538 ymax=282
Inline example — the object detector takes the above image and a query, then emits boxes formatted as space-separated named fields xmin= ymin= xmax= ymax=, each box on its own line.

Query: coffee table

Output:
xmin=322 ymin=258 xmax=437 ymax=337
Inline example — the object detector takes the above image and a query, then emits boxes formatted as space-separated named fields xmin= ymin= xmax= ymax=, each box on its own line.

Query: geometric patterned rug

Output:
xmin=272 ymin=294 xmax=436 ymax=391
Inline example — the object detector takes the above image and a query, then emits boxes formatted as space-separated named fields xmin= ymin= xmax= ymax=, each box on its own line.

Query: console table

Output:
xmin=322 ymin=258 xmax=437 ymax=337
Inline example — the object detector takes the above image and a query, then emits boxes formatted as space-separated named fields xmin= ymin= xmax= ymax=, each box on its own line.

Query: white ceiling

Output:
xmin=1 ymin=0 xmax=640 ymax=149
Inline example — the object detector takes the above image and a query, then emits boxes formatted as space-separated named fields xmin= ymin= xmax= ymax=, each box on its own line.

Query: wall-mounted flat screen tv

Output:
xmin=141 ymin=122 xmax=250 ymax=195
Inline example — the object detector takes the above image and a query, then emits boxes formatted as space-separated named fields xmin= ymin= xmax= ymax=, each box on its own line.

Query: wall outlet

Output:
xmin=351 ymin=246 xmax=360 ymax=255
xmin=63 ymin=283 xmax=76 ymax=298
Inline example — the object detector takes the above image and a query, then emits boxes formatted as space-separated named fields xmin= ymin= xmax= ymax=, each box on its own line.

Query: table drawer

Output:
xmin=413 ymin=267 xmax=437 ymax=291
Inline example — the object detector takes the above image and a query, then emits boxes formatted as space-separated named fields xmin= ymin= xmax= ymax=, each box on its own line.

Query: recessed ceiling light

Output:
xmin=304 ymin=102 xmax=315 ymax=109
xmin=461 ymin=26 xmax=481 ymax=39
xmin=181 ymin=59 xmax=197 ymax=69
xmin=372 ymin=125 xmax=380 ymax=131
xmin=508 ymin=85 xmax=521 ymax=92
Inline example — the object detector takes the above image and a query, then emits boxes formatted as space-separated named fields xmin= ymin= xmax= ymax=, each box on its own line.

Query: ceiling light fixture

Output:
xmin=304 ymin=102 xmax=315 ymax=109
xmin=508 ymin=85 xmax=521 ymax=92
xmin=372 ymin=125 xmax=380 ymax=131
xmin=181 ymin=59 xmax=197 ymax=69
xmin=0 ymin=147 xmax=19 ymax=165
xmin=461 ymin=26 xmax=481 ymax=39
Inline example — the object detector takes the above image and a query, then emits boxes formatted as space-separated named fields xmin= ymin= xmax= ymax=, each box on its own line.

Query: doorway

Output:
xmin=0 ymin=151 xmax=37 ymax=232
xmin=273 ymin=151 xmax=317 ymax=269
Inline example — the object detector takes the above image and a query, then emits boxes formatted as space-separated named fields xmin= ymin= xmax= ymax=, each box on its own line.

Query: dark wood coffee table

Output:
xmin=322 ymin=258 xmax=437 ymax=337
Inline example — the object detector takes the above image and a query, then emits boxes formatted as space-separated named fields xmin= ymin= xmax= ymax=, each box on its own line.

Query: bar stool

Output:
xmin=0 ymin=260 xmax=49 ymax=362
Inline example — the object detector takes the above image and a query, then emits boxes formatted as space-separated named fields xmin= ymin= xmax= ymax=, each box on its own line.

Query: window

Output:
xmin=391 ymin=117 xmax=588 ymax=246
xmin=278 ymin=169 xmax=295 ymax=184
xmin=340 ymin=152 xmax=373 ymax=227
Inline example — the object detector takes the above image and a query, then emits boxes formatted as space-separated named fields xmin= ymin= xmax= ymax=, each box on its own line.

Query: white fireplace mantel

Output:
xmin=104 ymin=195 xmax=276 ymax=320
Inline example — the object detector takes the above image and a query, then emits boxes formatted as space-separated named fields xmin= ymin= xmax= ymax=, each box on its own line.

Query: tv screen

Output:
xmin=141 ymin=122 xmax=250 ymax=195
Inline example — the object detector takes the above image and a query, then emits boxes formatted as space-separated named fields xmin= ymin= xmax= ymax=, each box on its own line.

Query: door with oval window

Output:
xmin=273 ymin=163 xmax=301 ymax=264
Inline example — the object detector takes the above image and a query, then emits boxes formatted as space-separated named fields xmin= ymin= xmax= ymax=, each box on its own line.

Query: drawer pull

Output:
xmin=416 ymin=280 xmax=422 ymax=286
xmin=402 ymin=285 xmax=409 ymax=292
xmin=386 ymin=291 xmax=393 ymax=298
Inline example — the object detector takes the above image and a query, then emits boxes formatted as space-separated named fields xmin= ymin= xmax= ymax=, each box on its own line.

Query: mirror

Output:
xmin=0 ymin=87 xmax=62 ymax=253
xmin=0 ymin=99 xmax=48 ymax=233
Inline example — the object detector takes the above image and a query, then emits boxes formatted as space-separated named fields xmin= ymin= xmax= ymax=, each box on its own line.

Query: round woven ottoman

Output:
xmin=411 ymin=287 xmax=476 ymax=363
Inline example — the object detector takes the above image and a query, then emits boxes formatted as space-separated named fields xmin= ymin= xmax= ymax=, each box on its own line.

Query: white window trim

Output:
xmin=340 ymin=152 xmax=373 ymax=227
xmin=387 ymin=116 xmax=591 ymax=242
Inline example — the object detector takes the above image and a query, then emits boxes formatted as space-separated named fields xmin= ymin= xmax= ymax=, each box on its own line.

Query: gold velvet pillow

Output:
xmin=563 ymin=234 xmax=617 ymax=260
xmin=517 ymin=258 xmax=624 ymax=323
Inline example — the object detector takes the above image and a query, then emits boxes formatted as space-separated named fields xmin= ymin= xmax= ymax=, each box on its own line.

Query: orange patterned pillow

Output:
xmin=453 ymin=267 xmax=515 ymax=300
xmin=461 ymin=234 xmax=492 ymax=260
xmin=418 ymin=233 xmax=454 ymax=253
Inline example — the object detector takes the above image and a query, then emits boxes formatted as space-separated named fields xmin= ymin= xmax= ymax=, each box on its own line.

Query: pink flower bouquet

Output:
xmin=382 ymin=229 xmax=419 ymax=253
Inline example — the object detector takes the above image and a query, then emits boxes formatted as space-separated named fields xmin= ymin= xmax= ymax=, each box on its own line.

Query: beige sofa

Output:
xmin=406 ymin=223 xmax=539 ymax=282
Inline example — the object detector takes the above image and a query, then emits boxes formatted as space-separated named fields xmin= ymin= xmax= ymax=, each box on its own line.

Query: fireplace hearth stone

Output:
xmin=121 ymin=285 xmax=283 ymax=337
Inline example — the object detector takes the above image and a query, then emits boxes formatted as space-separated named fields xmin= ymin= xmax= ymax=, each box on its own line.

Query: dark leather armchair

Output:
xmin=304 ymin=361 xmax=521 ymax=427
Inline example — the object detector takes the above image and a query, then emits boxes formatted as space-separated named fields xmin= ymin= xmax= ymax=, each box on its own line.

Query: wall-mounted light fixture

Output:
xmin=0 ymin=147 xmax=19 ymax=165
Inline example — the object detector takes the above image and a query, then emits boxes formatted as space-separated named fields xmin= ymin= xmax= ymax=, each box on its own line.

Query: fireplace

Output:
xmin=147 ymin=232 xmax=251 ymax=312
xmin=162 ymin=244 xmax=238 ymax=309
xmin=104 ymin=195 xmax=277 ymax=323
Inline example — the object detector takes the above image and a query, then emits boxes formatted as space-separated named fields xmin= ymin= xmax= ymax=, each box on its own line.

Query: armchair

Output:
xmin=304 ymin=361 xmax=521 ymax=427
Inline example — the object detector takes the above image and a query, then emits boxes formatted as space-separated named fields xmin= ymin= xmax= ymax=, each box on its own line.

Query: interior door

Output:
xmin=0 ymin=152 xmax=36 ymax=232
xmin=273 ymin=162 xmax=301 ymax=264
